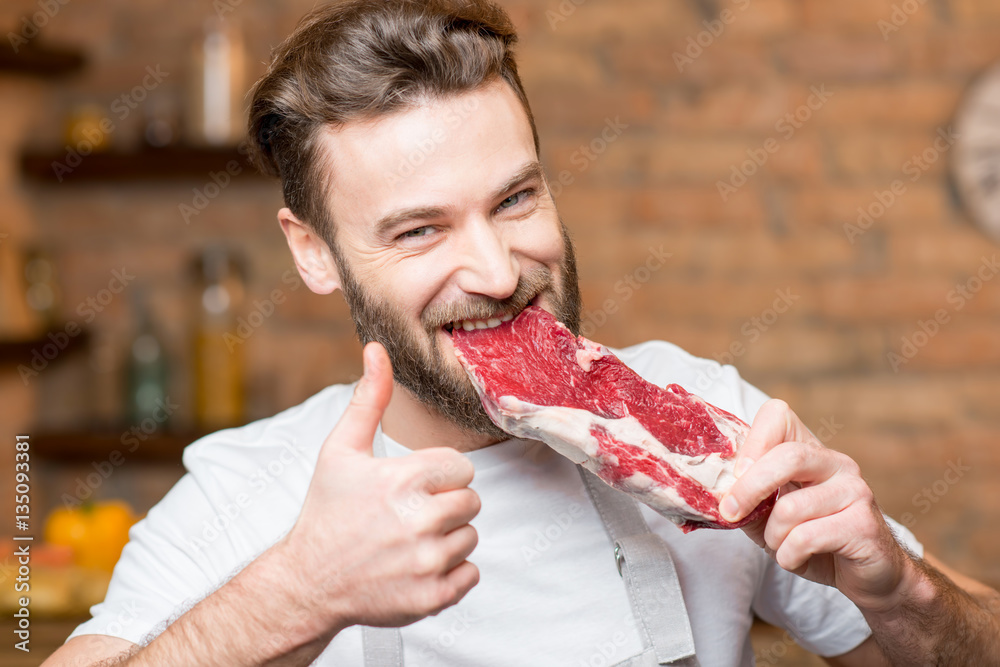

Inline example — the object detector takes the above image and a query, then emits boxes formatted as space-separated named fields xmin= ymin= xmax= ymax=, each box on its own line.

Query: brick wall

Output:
xmin=518 ymin=0 xmax=1000 ymax=589
xmin=1 ymin=0 xmax=998 ymax=601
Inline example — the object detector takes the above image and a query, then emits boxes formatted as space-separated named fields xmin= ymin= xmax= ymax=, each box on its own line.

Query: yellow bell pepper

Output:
xmin=44 ymin=500 xmax=138 ymax=573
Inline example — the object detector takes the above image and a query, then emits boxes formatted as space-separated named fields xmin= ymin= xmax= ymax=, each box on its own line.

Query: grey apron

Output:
xmin=362 ymin=428 xmax=699 ymax=666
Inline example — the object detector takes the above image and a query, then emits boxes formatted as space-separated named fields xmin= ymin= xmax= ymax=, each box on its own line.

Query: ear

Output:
xmin=277 ymin=207 xmax=341 ymax=294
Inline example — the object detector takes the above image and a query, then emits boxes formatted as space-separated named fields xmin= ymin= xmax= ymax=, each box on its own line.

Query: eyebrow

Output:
xmin=372 ymin=160 xmax=545 ymax=239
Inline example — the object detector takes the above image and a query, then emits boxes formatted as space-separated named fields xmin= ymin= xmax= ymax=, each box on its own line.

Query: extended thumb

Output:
xmin=320 ymin=342 xmax=393 ymax=457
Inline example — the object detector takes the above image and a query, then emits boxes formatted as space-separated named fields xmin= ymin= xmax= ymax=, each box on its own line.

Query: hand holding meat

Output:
xmin=279 ymin=342 xmax=481 ymax=633
xmin=453 ymin=307 xmax=775 ymax=531
xmin=718 ymin=399 xmax=910 ymax=612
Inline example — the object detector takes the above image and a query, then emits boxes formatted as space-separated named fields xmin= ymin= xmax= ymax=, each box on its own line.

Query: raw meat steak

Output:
xmin=452 ymin=306 xmax=775 ymax=532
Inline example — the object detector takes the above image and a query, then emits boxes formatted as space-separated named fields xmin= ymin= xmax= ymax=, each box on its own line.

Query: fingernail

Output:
xmin=720 ymin=495 xmax=740 ymax=522
xmin=735 ymin=457 xmax=754 ymax=478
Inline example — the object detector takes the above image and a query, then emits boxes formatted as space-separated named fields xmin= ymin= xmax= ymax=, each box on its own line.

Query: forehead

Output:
xmin=317 ymin=81 xmax=539 ymax=237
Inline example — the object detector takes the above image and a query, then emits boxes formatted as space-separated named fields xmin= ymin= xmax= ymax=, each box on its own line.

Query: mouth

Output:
xmin=443 ymin=311 xmax=515 ymax=334
xmin=441 ymin=296 xmax=541 ymax=337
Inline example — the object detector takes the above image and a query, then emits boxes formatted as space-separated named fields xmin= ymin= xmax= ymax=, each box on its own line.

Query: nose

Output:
xmin=453 ymin=217 xmax=520 ymax=300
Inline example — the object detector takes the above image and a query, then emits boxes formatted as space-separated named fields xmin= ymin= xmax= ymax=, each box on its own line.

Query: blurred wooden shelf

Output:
xmin=32 ymin=430 xmax=208 ymax=463
xmin=0 ymin=39 xmax=85 ymax=77
xmin=0 ymin=616 xmax=89 ymax=666
xmin=0 ymin=327 xmax=90 ymax=366
xmin=19 ymin=145 xmax=269 ymax=183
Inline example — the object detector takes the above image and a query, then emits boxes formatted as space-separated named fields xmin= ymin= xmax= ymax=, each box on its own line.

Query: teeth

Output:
xmin=449 ymin=312 xmax=517 ymax=332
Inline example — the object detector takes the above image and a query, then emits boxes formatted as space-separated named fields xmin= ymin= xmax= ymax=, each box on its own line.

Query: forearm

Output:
xmin=864 ymin=555 xmax=1000 ymax=666
xmin=123 ymin=540 xmax=343 ymax=667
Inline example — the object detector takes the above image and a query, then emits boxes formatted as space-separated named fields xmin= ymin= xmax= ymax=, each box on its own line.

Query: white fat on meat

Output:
xmin=489 ymin=395 xmax=738 ymax=525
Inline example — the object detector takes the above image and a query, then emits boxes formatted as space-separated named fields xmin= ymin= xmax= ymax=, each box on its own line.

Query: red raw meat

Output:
xmin=452 ymin=306 xmax=775 ymax=532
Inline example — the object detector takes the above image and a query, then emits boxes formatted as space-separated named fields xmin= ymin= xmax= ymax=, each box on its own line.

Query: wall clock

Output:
xmin=952 ymin=61 xmax=1000 ymax=243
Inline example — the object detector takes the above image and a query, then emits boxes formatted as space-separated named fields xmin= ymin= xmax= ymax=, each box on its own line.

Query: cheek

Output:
xmin=517 ymin=219 xmax=565 ymax=266
xmin=378 ymin=258 xmax=451 ymax=317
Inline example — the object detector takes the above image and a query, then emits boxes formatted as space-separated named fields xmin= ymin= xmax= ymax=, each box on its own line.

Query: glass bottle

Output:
xmin=193 ymin=246 xmax=245 ymax=429
xmin=125 ymin=289 xmax=170 ymax=427
xmin=186 ymin=16 xmax=246 ymax=145
xmin=22 ymin=247 xmax=61 ymax=331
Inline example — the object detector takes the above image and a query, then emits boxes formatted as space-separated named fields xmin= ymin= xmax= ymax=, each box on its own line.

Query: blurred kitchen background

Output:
xmin=1 ymin=0 xmax=999 ymax=662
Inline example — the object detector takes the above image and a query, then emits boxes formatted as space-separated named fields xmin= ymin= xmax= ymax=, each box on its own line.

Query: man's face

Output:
xmin=319 ymin=81 xmax=581 ymax=438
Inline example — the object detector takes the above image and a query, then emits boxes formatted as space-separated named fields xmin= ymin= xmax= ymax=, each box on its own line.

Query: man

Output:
xmin=46 ymin=1 xmax=1000 ymax=665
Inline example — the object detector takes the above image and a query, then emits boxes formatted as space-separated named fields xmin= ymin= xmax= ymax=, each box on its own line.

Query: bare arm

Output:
xmin=823 ymin=553 xmax=1000 ymax=666
xmin=42 ymin=524 xmax=348 ymax=667
xmin=722 ymin=399 xmax=1000 ymax=667
xmin=123 ymin=540 xmax=343 ymax=666
xmin=43 ymin=343 xmax=480 ymax=666
xmin=44 ymin=635 xmax=140 ymax=667
xmin=858 ymin=552 xmax=1000 ymax=666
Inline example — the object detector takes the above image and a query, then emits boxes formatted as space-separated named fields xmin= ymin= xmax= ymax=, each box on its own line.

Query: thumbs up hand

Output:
xmin=279 ymin=342 xmax=481 ymax=633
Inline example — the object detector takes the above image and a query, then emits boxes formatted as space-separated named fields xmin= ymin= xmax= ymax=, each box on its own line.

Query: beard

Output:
xmin=330 ymin=222 xmax=582 ymax=440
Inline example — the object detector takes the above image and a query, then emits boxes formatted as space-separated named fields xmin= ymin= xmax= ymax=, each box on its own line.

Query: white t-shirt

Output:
xmin=67 ymin=340 xmax=923 ymax=665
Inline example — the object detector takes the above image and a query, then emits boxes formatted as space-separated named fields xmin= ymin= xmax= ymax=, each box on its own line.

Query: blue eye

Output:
xmin=499 ymin=193 xmax=521 ymax=209
xmin=497 ymin=188 xmax=534 ymax=211
xmin=401 ymin=226 xmax=431 ymax=238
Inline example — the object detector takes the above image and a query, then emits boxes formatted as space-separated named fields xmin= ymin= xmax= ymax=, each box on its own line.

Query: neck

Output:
xmin=381 ymin=381 xmax=502 ymax=453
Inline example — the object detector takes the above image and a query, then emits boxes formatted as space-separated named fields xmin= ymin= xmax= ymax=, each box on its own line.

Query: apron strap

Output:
xmin=360 ymin=426 xmax=407 ymax=665
xmin=578 ymin=467 xmax=699 ymax=666
xmin=362 ymin=625 xmax=404 ymax=666
xmin=360 ymin=426 xmax=698 ymax=666
xmin=613 ymin=646 xmax=698 ymax=667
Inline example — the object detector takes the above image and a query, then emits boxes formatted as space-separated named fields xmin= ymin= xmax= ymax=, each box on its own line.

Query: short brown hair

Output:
xmin=246 ymin=0 xmax=539 ymax=242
